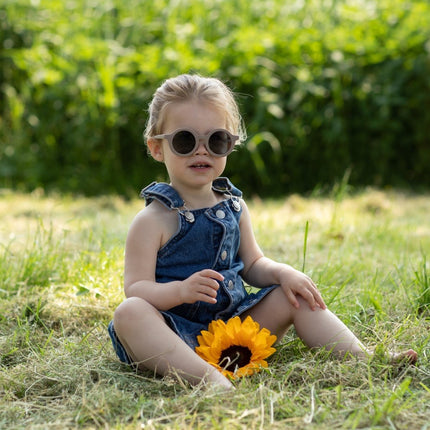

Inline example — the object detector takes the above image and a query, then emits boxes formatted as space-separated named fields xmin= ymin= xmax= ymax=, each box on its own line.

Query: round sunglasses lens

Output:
xmin=172 ymin=131 xmax=196 ymax=155
xmin=208 ymin=131 xmax=232 ymax=155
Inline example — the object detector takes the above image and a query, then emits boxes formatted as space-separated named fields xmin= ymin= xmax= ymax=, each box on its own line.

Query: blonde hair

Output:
xmin=144 ymin=74 xmax=246 ymax=143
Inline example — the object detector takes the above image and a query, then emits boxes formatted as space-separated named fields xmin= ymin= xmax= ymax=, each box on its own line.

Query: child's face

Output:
xmin=149 ymin=100 xmax=229 ymax=191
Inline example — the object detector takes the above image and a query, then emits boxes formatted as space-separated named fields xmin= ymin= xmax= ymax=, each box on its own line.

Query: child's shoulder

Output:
xmin=128 ymin=199 xmax=178 ymax=247
xmin=134 ymin=199 xmax=175 ymax=224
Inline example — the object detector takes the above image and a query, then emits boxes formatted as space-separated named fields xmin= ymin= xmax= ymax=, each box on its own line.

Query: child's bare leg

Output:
xmin=113 ymin=297 xmax=233 ymax=389
xmin=244 ymin=288 xmax=417 ymax=363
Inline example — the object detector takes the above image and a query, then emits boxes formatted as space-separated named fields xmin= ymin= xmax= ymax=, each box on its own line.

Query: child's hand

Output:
xmin=180 ymin=269 xmax=223 ymax=304
xmin=279 ymin=268 xmax=326 ymax=311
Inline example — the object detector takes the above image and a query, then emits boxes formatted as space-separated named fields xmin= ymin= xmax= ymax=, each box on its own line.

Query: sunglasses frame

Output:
xmin=153 ymin=128 xmax=239 ymax=157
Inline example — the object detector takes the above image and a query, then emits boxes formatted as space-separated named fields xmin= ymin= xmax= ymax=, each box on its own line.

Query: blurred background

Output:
xmin=1 ymin=0 xmax=429 ymax=198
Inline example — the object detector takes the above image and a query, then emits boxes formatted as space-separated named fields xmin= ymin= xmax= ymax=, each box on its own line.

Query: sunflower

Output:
xmin=195 ymin=316 xmax=277 ymax=379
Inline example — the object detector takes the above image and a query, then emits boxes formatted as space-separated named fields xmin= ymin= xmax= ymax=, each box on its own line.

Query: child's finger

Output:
xmin=315 ymin=293 xmax=326 ymax=309
xmin=285 ymin=289 xmax=300 ymax=309
xmin=311 ymin=286 xmax=326 ymax=309
xmin=200 ymin=269 xmax=224 ymax=281
xmin=300 ymin=289 xmax=317 ymax=310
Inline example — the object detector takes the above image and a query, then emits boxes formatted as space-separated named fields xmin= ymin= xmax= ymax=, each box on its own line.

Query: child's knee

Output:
xmin=114 ymin=297 xmax=157 ymax=327
xmin=296 ymin=296 xmax=324 ymax=314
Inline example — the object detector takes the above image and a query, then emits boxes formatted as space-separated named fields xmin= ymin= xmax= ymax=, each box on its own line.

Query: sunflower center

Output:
xmin=219 ymin=345 xmax=252 ymax=372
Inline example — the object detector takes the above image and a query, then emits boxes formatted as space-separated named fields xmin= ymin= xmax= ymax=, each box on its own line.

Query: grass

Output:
xmin=1 ymin=187 xmax=430 ymax=429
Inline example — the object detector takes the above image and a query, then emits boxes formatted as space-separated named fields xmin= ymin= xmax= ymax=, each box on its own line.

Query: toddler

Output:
xmin=108 ymin=74 xmax=417 ymax=390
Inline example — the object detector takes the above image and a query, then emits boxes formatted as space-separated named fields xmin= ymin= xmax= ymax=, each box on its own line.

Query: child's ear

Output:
xmin=147 ymin=138 xmax=164 ymax=162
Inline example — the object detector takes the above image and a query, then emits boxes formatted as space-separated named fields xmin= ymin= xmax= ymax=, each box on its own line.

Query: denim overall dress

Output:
xmin=108 ymin=177 xmax=278 ymax=364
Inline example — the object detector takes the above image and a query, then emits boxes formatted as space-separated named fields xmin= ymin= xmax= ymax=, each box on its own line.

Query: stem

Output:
xmin=302 ymin=220 xmax=309 ymax=273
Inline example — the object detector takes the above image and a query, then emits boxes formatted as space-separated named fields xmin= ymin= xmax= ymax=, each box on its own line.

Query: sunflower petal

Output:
xmin=199 ymin=329 xmax=215 ymax=346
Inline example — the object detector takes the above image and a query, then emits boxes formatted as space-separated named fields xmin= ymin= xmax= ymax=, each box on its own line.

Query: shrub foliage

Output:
xmin=1 ymin=0 xmax=429 ymax=196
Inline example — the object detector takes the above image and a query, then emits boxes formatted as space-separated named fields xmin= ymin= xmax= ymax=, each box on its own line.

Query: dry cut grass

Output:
xmin=1 ymin=187 xmax=430 ymax=429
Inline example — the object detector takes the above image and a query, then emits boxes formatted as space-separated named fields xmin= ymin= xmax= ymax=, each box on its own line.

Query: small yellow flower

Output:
xmin=196 ymin=316 xmax=277 ymax=379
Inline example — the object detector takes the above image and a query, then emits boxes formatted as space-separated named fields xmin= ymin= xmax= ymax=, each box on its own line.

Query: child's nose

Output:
xmin=194 ymin=138 xmax=208 ymax=155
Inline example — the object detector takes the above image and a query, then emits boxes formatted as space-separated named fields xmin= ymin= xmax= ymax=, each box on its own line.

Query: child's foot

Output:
xmin=204 ymin=368 xmax=235 ymax=391
xmin=390 ymin=349 xmax=418 ymax=365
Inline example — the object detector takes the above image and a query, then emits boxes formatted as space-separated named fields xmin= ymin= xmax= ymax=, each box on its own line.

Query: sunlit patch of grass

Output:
xmin=413 ymin=253 xmax=430 ymax=315
xmin=1 ymin=188 xmax=430 ymax=429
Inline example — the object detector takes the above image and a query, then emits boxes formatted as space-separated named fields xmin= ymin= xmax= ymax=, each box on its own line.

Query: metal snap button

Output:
xmin=221 ymin=250 xmax=227 ymax=260
xmin=216 ymin=209 xmax=225 ymax=219
xmin=228 ymin=280 xmax=234 ymax=290
xmin=232 ymin=199 xmax=241 ymax=212
xmin=183 ymin=211 xmax=195 ymax=223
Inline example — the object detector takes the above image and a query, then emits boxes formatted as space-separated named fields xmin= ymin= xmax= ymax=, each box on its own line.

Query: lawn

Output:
xmin=1 ymin=188 xmax=429 ymax=429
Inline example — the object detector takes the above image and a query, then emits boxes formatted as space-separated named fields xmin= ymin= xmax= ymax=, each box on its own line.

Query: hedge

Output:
xmin=1 ymin=0 xmax=429 ymax=197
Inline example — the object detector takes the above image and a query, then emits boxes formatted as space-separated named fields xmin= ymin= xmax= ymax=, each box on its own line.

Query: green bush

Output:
xmin=1 ymin=0 xmax=429 ymax=196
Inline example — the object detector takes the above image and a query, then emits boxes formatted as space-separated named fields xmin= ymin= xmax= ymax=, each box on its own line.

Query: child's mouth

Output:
xmin=191 ymin=164 xmax=210 ymax=169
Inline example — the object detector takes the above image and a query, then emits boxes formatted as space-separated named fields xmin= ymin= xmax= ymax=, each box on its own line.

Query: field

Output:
xmin=1 ymin=188 xmax=430 ymax=428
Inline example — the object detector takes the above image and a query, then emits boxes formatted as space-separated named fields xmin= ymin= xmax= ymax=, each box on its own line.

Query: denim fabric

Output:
xmin=109 ymin=177 xmax=278 ymax=359
xmin=108 ymin=320 xmax=133 ymax=365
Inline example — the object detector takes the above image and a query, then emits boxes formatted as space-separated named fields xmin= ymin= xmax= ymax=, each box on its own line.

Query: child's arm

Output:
xmin=123 ymin=203 xmax=222 ymax=310
xmin=238 ymin=200 xmax=326 ymax=310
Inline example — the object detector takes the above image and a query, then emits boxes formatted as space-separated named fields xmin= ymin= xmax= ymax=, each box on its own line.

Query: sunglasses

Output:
xmin=154 ymin=128 xmax=239 ymax=157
